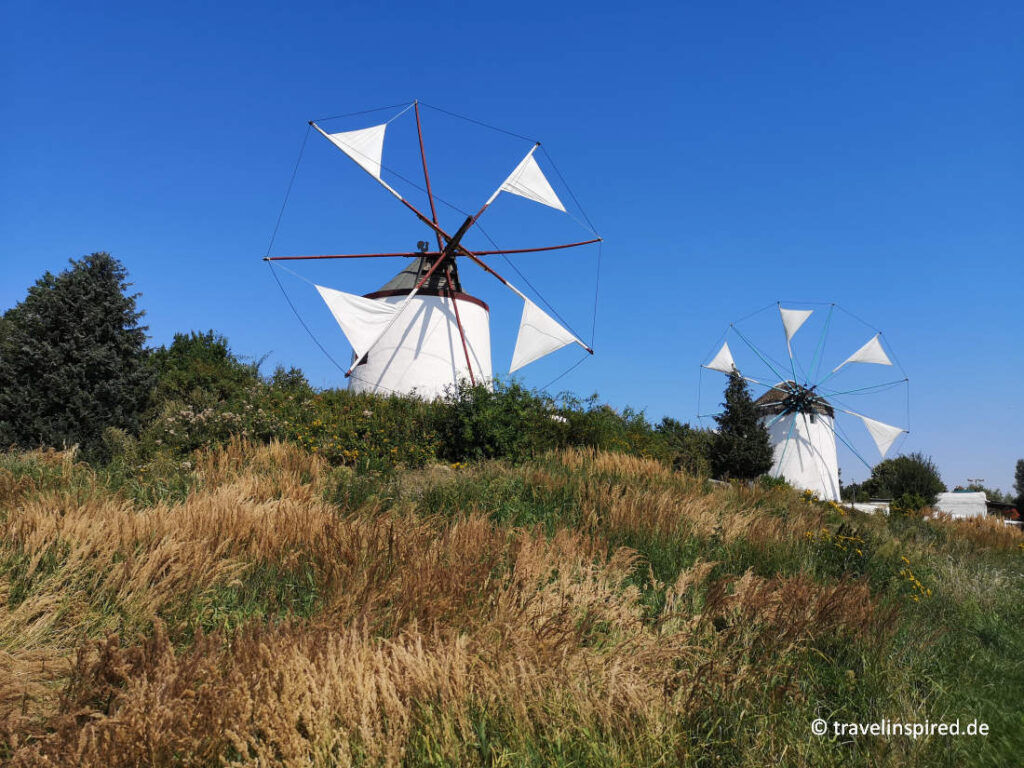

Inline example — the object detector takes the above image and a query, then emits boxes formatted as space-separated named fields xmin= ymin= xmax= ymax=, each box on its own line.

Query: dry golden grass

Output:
xmin=0 ymin=442 xmax=898 ymax=766
xmin=930 ymin=513 xmax=1024 ymax=551
xmin=7 ymin=566 xmax=883 ymax=767
xmin=564 ymin=448 xmax=827 ymax=547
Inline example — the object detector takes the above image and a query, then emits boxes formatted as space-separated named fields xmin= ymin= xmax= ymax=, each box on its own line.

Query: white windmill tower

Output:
xmin=701 ymin=303 xmax=909 ymax=500
xmin=265 ymin=102 xmax=599 ymax=399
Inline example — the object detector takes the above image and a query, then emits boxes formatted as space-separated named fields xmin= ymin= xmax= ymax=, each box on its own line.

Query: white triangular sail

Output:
xmin=780 ymin=308 xmax=812 ymax=343
xmin=851 ymin=411 xmax=905 ymax=458
xmin=325 ymin=124 xmax=387 ymax=180
xmin=493 ymin=147 xmax=566 ymax=212
xmin=316 ymin=285 xmax=399 ymax=360
xmin=510 ymin=298 xmax=579 ymax=372
xmin=835 ymin=334 xmax=892 ymax=371
xmin=706 ymin=341 xmax=737 ymax=374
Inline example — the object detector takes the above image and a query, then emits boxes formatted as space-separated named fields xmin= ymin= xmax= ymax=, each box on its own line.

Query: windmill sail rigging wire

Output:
xmin=311 ymin=102 xmax=415 ymax=124
xmin=416 ymin=101 xmax=600 ymax=237
xmin=264 ymin=125 xmax=312 ymax=259
xmin=473 ymin=221 xmax=591 ymax=345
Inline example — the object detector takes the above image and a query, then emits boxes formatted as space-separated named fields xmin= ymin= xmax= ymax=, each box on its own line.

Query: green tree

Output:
xmin=149 ymin=330 xmax=260 ymax=409
xmin=656 ymin=417 xmax=713 ymax=475
xmin=841 ymin=480 xmax=868 ymax=503
xmin=0 ymin=253 xmax=153 ymax=458
xmin=710 ymin=372 xmax=774 ymax=480
xmin=1015 ymin=459 xmax=1024 ymax=510
xmin=861 ymin=452 xmax=946 ymax=509
xmin=963 ymin=482 xmax=1012 ymax=504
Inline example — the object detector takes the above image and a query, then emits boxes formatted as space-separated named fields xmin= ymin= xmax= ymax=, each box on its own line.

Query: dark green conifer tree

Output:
xmin=0 ymin=253 xmax=153 ymax=458
xmin=710 ymin=372 xmax=774 ymax=480
xmin=1015 ymin=459 xmax=1024 ymax=511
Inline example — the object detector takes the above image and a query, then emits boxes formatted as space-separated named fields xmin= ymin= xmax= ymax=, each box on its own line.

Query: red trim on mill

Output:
xmin=363 ymin=288 xmax=490 ymax=312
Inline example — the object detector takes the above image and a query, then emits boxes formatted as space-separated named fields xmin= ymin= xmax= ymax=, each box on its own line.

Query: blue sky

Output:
xmin=2 ymin=0 xmax=1021 ymax=492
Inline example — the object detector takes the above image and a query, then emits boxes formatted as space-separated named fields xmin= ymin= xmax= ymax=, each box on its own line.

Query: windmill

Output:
xmin=264 ymin=101 xmax=600 ymax=399
xmin=700 ymin=303 xmax=910 ymax=500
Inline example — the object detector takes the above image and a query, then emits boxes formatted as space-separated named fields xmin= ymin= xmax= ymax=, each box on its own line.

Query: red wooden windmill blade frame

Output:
xmin=412 ymin=100 xmax=475 ymax=385
xmin=261 ymin=238 xmax=603 ymax=262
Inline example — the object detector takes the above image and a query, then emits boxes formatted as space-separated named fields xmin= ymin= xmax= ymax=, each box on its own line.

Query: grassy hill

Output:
xmin=1 ymin=438 xmax=1022 ymax=766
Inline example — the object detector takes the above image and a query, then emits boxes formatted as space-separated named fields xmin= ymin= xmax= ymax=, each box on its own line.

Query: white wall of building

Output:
xmin=348 ymin=293 xmax=492 ymax=400
xmin=933 ymin=492 xmax=988 ymax=519
xmin=763 ymin=411 xmax=841 ymax=501
xmin=850 ymin=501 xmax=890 ymax=515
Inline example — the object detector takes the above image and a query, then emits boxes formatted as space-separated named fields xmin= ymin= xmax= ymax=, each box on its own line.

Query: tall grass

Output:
xmin=1 ymin=442 xmax=1021 ymax=766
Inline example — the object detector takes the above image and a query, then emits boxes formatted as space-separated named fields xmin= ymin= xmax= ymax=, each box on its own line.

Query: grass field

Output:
xmin=1 ymin=440 xmax=1022 ymax=766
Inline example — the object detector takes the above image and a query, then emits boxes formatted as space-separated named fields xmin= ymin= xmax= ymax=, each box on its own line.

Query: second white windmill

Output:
xmin=701 ymin=303 xmax=910 ymax=500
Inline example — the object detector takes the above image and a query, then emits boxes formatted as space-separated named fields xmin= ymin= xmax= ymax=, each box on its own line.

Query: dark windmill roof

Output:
xmin=755 ymin=381 xmax=834 ymax=418
xmin=376 ymin=256 xmax=462 ymax=293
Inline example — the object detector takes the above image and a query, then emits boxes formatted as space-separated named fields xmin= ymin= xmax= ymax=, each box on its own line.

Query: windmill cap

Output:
xmin=755 ymin=381 xmax=834 ymax=418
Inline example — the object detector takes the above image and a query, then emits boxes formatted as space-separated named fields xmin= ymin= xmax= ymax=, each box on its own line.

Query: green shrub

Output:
xmin=862 ymin=453 xmax=945 ymax=506
xmin=294 ymin=389 xmax=438 ymax=471
xmin=431 ymin=381 xmax=568 ymax=463
xmin=137 ymin=333 xmax=700 ymax=474
xmin=142 ymin=383 xmax=439 ymax=473
xmin=656 ymin=417 xmax=713 ymax=475
xmin=149 ymin=330 xmax=261 ymax=410
xmin=429 ymin=382 xmax=681 ymax=465
xmin=892 ymin=492 xmax=928 ymax=514
xmin=562 ymin=395 xmax=669 ymax=460
xmin=759 ymin=474 xmax=791 ymax=490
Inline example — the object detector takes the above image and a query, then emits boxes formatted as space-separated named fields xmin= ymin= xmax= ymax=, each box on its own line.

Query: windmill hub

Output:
xmin=757 ymin=381 xmax=834 ymax=422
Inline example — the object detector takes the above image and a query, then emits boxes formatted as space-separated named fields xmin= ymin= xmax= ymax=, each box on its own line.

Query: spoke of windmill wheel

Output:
xmin=813 ymin=363 xmax=841 ymax=390
xmin=822 ymin=392 xmax=870 ymax=424
xmin=742 ymin=376 xmax=795 ymax=397
xmin=808 ymin=304 xmax=834 ymax=385
xmin=813 ymin=332 xmax=891 ymax=390
xmin=822 ymin=413 xmax=874 ymax=472
xmin=818 ymin=379 xmax=909 ymax=397
xmin=764 ymin=409 xmax=790 ymax=430
xmin=461 ymin=250 xmax=592 ymax=353
xmin=731 ymin=325 xmax=789 ymax=384
xmin=469 ymin=239 xmax=602 ymax=256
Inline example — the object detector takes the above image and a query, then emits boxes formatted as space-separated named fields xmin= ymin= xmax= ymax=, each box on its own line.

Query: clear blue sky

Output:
xmin=2 ymin=0 xmax=1021 ymax=492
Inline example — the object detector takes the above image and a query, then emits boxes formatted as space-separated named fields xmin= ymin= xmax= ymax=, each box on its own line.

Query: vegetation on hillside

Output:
xmin=1 ymin=441 xmax=1022 ymax=766
xmin=843 ymin=453 xmax=947 ymax=511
